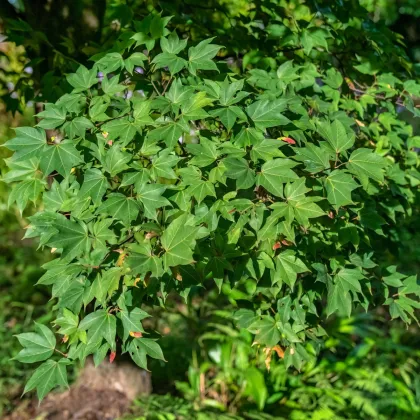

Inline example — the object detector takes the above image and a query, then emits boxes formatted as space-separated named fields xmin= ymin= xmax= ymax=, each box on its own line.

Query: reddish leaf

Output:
xmin=109 ymin=351 xmax=116 ymax=363
xmin=345 ymin=77 xmax=356 ymax=90
xmin=281 ymin=137 xmax=296 ymax=145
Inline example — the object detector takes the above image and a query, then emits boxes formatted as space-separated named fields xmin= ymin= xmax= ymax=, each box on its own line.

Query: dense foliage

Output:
xmin=1 ymin=0 xmax=420 ymax=417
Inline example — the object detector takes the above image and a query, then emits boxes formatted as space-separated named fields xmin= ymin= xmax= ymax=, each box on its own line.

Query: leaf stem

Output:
xmin=54 ymin=348 xmax=68 ymax=358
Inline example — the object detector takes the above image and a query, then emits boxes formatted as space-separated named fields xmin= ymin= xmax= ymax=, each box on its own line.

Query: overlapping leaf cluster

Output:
xmin=4 ymin=13 xmax=420 ymax=398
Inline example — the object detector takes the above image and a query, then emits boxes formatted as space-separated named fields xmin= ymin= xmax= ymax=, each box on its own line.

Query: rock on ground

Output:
xmin=4 ymin=359 xmax=151 ymax=420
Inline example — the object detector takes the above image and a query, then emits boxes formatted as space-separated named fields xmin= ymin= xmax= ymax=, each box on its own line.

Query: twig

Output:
xmin=161 ymin=76 xmax=173 ymax=95
xmin=150 ymin=80 xmax=162 ymax=96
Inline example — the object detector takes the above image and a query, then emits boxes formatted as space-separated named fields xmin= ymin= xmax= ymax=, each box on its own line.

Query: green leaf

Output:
xmin=117 ymin=307 xmax=149 ymax=341
xmin=161 ymin=215 xmax=198 ymax=268
xmin=148 ymin=123 xmax=183 ymax=149
xmin=246 ymin=99 xmax=290 ymax=130
xmin=49 ymin=215 xmax=91 ymax=260
xmin=88 ymin=268 xmax=121 ymax=305
xmin=234 ymin=309 xmax=259 ymax=329
xmin=79 ymin=310 xmax=116 ymax=348
xmin=78 ymin=168 xmax=110 ymax=206
xmin=102 ymin=74 xmax=125 ymax=95
xmin=224 ymin=158 xmax=255 ymax=190
xmin=181 ymin=92 xmax=213 ymax=119
xmin=291 ymin=198 xmax=325 ymax=226
xmin=326 ymin=281 xmax=352 ymax=318
xmin=295 ymin=142 xmax=332 ymax=173
xmin=102 ymin=118 xmax=138 ymax=147
xmin=335 ymin=268 xmax=364 ymax=294
xmin=55 ymin=309 xmax=79 ymax=336
xmin=187 ymin=180 xmax=216 ymax=204
xmin=103 ymin=145 xmax=132 ymax=176
xmin=166 ymin=79 xmax=195 ymax=106
xmin=325 ymin=170 xmax=359 ymax=209
xmin=36 ymin=104 xmax=66 ymax=129
xmin=89 ymin=96 xmax=110 ymax=122
xmin=137 ymin=183 xmax=171 ymax=220
xmin=244 ymin=368 xmax=267 ymax=411
xmin=15 ymin=323 xmax=56 ymax=363
xmin=151 ymin=152 xmax=180 ymax=180
xmin=324 ymin=68 xmax=343 ymax=89
xmin=127 ymin=245 xmax=163 ymax=278
xmin=150 ymin=14 xmax=172 ymax=39
xmin=128 ymin=338 xmax=165 ymax=370
xmin=301 ymin=28 xmax=329 ymax=55
xmin=121 ymin=167 xmax=150 ymax=189
xmin=234 ymin=126 xmax=264 ymax=149
xmin=92 ymin=218 xmax=117 ymax=250
xmin=64 ymin=117 xmax=94 ymax=140
xmin=188 ymin=38 xmax=222 ymax=75
xmin=258 ymin=215 xmax=279 ymax=241
xmin=161 ymin=31 xmax=188 ymax=54
xmin=257 ymin=158 xmax=299 ymax=197
xmin=284 ymin=178 xmax=310 ymax=202
xmin=97 ymin=193 xmax=140 ymax=226
xmin=5 ymin=127 xmax=46 ymax=161
xmin=40 ymin=141 xmax=83 ymax=177
xmin=58 ymin=279 xmax=85 ymax=313
xmin=211 ymin=106 xmax=246 ymax=131
xmin=133 ymin=101 xmax=153 ymax=126
xmin=153 ymin=52 xmax=187 ymax=75
xmin=251 ymin=317 xmax=280 ymax=347
xmin=96 ymin=52 xmax=124 ymax=74
xmin=275 ymin=250 xmax=309 ymax=289
xmin=37 ymin=261 xmax=82 ymax=288
xmin=124 ymin=52 xmax=148 ymax=74
xmin=347 ymin=148 xmax=386 ymax=184
xmin=67 ymin=65 xmax=98 ymax=93
xmin=24 ymin=359 xmax=70 ymax=401
xmin=317 ymin=120 xmax=355 ymax=154
xmin=219 ymin=77 xmax=248 ymax=106
xmin=187 ymin=137 xmax=218 ymax=167
xmin=56 ymin=93 xmax=85 ymax=113
xmin=250 ymin=139 xmax=284 ymax=162
xmin=2 ymin=157 xmax=39 ymax=183
xmin=389 ymin=296 xmax=420 ymax=324
xmin=8 ymin=178 xmax=44 ymax=213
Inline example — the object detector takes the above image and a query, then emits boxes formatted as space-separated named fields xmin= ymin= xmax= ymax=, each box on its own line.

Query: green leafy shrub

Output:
xmin=167 ymin=307 xmax=420 ymax=418
xmin=3 ymin=3 xmax=420 ymax=404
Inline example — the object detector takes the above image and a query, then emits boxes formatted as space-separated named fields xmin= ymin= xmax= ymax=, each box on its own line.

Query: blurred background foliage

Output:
xmin=0 ymin=0 xmax=419 ymax=419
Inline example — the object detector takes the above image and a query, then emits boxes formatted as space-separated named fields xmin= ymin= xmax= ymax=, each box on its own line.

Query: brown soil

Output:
xmin=4 ymin=359 xmax=151 ymax=420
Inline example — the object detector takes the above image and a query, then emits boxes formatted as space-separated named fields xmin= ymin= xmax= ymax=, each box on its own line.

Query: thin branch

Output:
xmin=161 ymin=76 xmax=173 ymax=95
xmin=150 ymin=79 xmax=162 ymax=96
